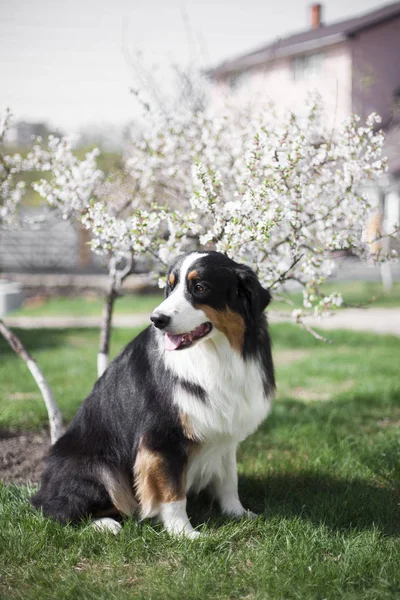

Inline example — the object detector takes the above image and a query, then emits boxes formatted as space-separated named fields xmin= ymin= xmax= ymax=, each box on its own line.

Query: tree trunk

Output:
xmin=97 ymin=254 xmax=134 ymax=378
xmin=0 ymin=319 xmax=63 ymax=444
xmin=97 ymin=287 xmax=116 ymax=377
xmin=77 ymin=223 xmax=92 ymax=270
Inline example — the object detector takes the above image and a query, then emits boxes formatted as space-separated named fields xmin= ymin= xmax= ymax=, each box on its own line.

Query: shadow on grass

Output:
xmin=187 ymin=392 xmax=400 ymax=537
xmin=187 ymin=471 xmax=400 ymax=537
xmin=243 ymin=472 xmax=399 ymax=535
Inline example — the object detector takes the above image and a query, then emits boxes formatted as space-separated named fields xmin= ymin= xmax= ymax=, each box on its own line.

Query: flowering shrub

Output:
xmin=125 ymin=99 xmax=395 ymax=315
xmin=29 ymin=136 xmax=104 ymax=218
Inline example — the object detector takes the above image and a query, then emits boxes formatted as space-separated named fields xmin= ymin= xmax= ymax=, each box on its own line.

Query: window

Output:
xmin=291 ymin=53 xmax=324 ymax=81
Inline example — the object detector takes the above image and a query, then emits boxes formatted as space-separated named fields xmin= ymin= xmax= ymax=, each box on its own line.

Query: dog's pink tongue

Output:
xmin=165 ymin=333 xmax=184 ymax=351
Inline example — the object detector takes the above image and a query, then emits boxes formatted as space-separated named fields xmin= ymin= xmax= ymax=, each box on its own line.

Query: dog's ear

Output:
xmin=235 ymin=264 xmax=271 ymax=318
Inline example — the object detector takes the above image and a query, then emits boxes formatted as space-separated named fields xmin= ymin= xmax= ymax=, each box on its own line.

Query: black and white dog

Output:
xmin=31 ymin=251 xmax=275 ymax=537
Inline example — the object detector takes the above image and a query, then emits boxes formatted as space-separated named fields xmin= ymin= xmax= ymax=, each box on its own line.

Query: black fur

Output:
xmin=31 ymin=327 xmax=191 ymax=523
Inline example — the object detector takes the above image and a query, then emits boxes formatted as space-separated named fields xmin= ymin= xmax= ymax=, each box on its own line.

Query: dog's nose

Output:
xmin=150 ymin=312 xmax=171 ymax=330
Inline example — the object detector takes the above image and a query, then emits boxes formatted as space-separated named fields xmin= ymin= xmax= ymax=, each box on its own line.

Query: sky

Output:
xmin=0 ymin=0 xmax=394 ymax=132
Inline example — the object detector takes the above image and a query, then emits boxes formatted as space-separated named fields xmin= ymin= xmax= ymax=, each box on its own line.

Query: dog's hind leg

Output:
xmin=134 ymin=441 xmax=198 ymax=538
xmin=99 ymin=468 xmax=136 ymax=517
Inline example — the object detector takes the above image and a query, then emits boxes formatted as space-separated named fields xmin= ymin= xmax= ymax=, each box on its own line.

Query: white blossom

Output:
xmin=124 ymin=96 xmax=397 ymax=315
xmin=28 ymin=137 xmax=103 ymax=218
xmin=0 ymin=110 xmax=26 ymax=226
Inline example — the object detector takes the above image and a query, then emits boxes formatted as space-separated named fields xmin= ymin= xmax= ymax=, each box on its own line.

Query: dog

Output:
xmin=31 ymin=251 xmax=275 ymax=537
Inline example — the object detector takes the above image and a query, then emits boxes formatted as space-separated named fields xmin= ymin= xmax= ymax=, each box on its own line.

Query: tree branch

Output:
xmin=269 ymin=254 xmax=304 ymax=289
xmin=298 ymin=319 xmax=332 ymax=343
xmin=0 ymin=319 xmax=63 ymax=443
xmin=97 ymin=254 xmax=135 ymax=377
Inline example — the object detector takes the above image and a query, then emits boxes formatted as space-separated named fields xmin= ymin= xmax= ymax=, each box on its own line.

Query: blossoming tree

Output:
xmin=126 ymin=98 xmax=397 ymax=324
xmin=23 ymin=97 xmax=400 ymax=342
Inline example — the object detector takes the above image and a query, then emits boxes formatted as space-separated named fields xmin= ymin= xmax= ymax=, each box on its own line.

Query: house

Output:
xmin=207 ymin=2 xmax=400 ymax=241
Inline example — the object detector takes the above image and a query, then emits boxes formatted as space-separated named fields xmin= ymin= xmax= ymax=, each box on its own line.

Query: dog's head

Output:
xmin=150 ymin=251 xmax=271 ymax=353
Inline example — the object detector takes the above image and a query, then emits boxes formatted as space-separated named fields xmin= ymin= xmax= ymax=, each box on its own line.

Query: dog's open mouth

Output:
xmin=164 ymin=322 xmax=213 ymax=351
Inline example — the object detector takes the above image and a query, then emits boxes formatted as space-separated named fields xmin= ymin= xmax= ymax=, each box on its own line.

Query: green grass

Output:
xmin=272 ymin=280 xmax=400 ymax=312
xmin=10 ymin=281 xmax=400 ymax=320
xmin=11 ymin=294 xmax=163 ymax=318
xmin=0 ymin=324 xmax=399 ymax=599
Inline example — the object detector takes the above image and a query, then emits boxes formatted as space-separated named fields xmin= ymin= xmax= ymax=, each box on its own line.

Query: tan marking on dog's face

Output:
xmin=187 ymin=269 xmax=199 ymax=281
xmin=99 ymin=469 xmax=136 ymax=516
xmin=196 ymin=305 xmax=245 ymax=352
xmin=168 ymin=273 xmax=176 ymax=287
xmin=134 ymin=444 xmax=186 ymax=519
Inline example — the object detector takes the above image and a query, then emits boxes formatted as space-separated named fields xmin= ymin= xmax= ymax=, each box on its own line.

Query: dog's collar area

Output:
xmin=164 ymin=322 xmax=213 ymax=351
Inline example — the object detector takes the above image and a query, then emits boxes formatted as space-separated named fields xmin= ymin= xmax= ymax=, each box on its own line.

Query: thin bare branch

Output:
xmin=269 ymin=254 xmax=305 ymax=289
xmin=0 ymin=319 xmax=63 ymax=442
xmin=299 ymin=319 xmax=332 ymax=343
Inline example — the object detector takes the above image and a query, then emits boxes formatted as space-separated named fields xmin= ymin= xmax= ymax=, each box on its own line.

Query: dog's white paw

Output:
xmin=243 ymin=510 xmax=259 ymax=519
xmin=165 ymin=524 xmax=201 ymax=539
xmin=92 ymin=518 xmax=122 ymax=535
xmin=223 ymin=507 xmax=259 ymax=520
xmin=185 ymin=529 xmax=201 ymax=539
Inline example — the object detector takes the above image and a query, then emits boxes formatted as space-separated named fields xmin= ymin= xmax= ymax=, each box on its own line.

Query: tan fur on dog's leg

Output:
xmin=134 ymin=442 xmax=197 ymax=536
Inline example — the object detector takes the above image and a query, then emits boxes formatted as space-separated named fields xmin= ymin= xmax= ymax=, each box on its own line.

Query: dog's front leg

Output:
xmin=159 ymin=497 xmax=199 ymax=538
xmin=212 ymin=446 xmax=257 ymax=519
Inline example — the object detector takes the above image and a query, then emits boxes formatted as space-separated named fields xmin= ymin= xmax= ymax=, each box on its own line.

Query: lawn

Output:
xmin=11 ymin=293 xmax=164 ymax=318
xmin=272 ymin=280 xmax=400 ymax=312
xmin=0 ymin=323 xmax=399 ymax=599
xmin=10 ymin=280 xmax=400 ymax=319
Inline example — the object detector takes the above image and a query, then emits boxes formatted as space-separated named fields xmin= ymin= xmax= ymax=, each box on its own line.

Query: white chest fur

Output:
xmin=163 ymin=332 xmax=272 ymax=444
xmin=161 ymin=331 xmax=273 ymax=496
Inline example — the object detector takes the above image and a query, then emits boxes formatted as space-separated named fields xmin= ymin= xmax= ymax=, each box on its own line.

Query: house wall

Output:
xmin=213 ymin=42 xmax=353 ymax=128
xmin=351 ymin=16 xmax=400 ymax=123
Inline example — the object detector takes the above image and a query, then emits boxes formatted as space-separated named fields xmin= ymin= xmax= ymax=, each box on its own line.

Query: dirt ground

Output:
xmin=0 ymin=429 xmax=49 ymax=485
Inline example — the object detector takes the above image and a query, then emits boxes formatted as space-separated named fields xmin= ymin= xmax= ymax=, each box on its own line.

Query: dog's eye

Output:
xmin=194 ymin=283 xmax=206 ymax=293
